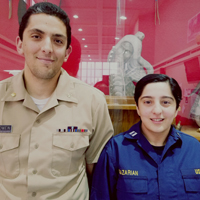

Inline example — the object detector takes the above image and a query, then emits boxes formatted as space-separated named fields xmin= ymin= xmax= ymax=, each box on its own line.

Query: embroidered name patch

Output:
xmin=119 ymin=169 xmax=139 ymax=176
xmin=195 ymin=169 xmax=200 ymax=174
xmin=0 ymin=125 xmax=12 ymax=133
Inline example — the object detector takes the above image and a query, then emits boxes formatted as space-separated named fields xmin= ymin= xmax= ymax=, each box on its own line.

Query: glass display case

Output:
xmin=1 ymin=0 xmax=200 ymax=140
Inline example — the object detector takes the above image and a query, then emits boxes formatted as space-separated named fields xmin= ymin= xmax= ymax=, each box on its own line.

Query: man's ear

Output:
xmin=16 ymin=36 xmax=24 ymax=56
xmin=64 ymin=45 xmax=72 ymax=62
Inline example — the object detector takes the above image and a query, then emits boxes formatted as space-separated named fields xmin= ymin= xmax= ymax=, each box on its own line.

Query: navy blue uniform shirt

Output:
xmin=90 ymin=121 xmax=200 ymax=200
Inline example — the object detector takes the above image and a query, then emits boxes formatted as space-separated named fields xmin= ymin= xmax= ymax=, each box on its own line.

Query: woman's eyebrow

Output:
xmin=161 ymin=96 xmax=175 ymax=101
xmin=140 ymin=96 xmax=174 ymax=101
xmin=140 ymin=96 xmax=153 ymax=99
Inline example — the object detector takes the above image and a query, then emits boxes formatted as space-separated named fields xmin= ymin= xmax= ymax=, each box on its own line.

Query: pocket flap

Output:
xmin=181 ymin=168 xmax=200 ymax=192
xmin=0 ymin=135 xmax=20 ymax=152
xmin=53 ymin=133 xmax=89 ymax=151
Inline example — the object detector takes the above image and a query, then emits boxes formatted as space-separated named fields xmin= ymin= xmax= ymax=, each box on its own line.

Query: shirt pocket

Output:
xmin=0 ymin=134 xmax=20 ymax=179
xmin=116 ymin=175 xmax=148 ymax=200
xmin=117 ymin=176 xmax=148 ymax=193
xmin=181 ymin=168 xmax=200 ymax=192
xmin=52 ymin=132 xmax=90 ymax=176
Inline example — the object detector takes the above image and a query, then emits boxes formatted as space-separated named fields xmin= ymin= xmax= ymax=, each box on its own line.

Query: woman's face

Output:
xmin=136 ymin=81 xmax=178 ymax=138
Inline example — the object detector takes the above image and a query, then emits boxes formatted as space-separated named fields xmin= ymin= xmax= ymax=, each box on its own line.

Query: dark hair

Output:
xmin=19 ymin=2 xmax=71 ymax=49
xmin=134 ymin=74 xmax=182 ymax=110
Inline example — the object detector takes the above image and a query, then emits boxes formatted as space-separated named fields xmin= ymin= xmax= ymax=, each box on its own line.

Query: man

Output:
xmin=91 ymin=74 xmax=200 ymax=199
xmin=0 ymin=2 xmax=113 ymax=199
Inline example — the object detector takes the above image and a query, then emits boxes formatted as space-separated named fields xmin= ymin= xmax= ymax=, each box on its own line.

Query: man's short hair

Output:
xmin=134 ymin=74 xmax=182 ymax=110
xmin=19 ymin=2 xmax=71 ymax=49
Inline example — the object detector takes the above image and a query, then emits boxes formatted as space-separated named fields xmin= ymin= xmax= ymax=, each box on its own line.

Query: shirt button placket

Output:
xmin=29 ymin=119 xmax=40 ymax=199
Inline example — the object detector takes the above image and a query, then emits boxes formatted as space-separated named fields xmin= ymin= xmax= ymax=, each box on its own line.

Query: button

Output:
xmin=0 ymin=144 xmax=3 ymax=149
xmin=67 ymin=94 xmax=71 ymax=98
xmin=32 ymin=192 xmax=37 ymax=197
xmin=11 ymin=93 xmax=16 ymax=97
xmin=34 ymin=144 xmax=39 ymax=149
xmin=33 ymin=169 xmax=37 ymax=174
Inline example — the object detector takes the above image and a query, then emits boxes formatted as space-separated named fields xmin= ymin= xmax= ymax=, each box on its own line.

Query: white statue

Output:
xmin=189 ymin=81 xmax=200 ymax=127
xmin=108 ymin=32 xmax=154 ymax=96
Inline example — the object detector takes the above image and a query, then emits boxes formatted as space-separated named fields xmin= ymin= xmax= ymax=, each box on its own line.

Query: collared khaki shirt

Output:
xmin=0 ymin=69 xmax=113 ymax=200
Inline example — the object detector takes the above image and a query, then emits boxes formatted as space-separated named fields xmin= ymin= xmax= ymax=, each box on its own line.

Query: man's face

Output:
xmin=136 ymin=82 xmax=178 ymax=140
xmin=16 ymin=13 xmax=72 ymax=80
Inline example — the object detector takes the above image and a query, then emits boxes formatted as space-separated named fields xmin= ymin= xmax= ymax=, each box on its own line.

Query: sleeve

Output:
xmin=90 ymin=141 xmax=117 ymax=200
xmin=86 ymin=95 xmax=114 ymax=164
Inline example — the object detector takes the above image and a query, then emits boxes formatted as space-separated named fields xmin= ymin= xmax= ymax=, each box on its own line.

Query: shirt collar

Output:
xmin=1 ymin=70 xmax=27 ymax=102
xmin=124 ymin=121 xmax=182 ymax=143
xmin=124 ymin=121 xmax=141 ymax=140
xmin=1 ymin=68 xmax=78 ymax=104
xmin=54 ymin=68 xmax=78 ymax=103
xmin=169 ymin=125 xmax=182 ymax=141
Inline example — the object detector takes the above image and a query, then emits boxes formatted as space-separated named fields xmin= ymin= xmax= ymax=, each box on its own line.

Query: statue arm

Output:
xmin=138 ymin=56 xmax=154 ymax=74
xmin=188 ymin=81 xmax=200 ymax=96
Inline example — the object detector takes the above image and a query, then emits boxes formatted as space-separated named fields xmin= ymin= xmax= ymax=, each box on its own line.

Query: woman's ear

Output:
xmin=16 ymin=36 xmax=24 ymax=56
xmin=136 ymin=105 xmax=140 ymax=117
xmin=64 ymin=45 xmax=72 ymax=62
xmin=174 ymin=106 xmax=180 ymax=118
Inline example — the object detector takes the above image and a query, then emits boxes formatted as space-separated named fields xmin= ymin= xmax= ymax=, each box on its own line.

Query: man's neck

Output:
xmin=23 ymin=70 xmax=60 ymax=99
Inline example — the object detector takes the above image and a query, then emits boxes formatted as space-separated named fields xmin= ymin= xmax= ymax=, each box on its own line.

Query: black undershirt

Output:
xmin=152 ymin=145 xmax=165 ymax=158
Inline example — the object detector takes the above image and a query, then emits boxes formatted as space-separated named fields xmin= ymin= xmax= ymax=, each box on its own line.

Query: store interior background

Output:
xmin=1 ymin=0 xmax=200 ymax=129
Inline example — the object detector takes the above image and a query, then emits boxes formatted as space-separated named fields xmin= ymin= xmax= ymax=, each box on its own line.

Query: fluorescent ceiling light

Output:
xmin=73 ymin=15 xmax=79 ymax=19
xmin=120 ymin=16 xmax=127 ymax=20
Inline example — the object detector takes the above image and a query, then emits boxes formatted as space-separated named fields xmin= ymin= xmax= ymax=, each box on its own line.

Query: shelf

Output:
xmin=181 ymin=125 xmax=200 ymax=141
xmin=106 ymin=96 xmax=137 ymax=110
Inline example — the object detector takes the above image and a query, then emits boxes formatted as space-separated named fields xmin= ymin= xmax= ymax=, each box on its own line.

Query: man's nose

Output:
xmin=41 ymin=37 xmax=53 ymax=54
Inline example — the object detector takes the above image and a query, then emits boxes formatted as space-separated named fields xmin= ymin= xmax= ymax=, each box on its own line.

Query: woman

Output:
xmin=90 ymin=74 xmax=200 ymax=200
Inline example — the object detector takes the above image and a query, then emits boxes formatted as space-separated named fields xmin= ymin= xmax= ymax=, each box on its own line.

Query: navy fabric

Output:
xmin=90 ymin=121 xmax=200 ymax=200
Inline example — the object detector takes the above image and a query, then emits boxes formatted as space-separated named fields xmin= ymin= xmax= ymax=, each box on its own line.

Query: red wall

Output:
xmin=0 ymin=1 xmax=24 ymax=80
xmin=152 ymin=0 xmax=200 ymax=125
xmin=154 ymin=0 xmax=200 ymax=64
xmin=0 ymin=1 xmax=19 ymax=42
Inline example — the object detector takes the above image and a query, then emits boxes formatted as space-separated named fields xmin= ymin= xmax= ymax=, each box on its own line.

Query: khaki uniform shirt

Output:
xmin=0 ymin=69 xmax=113 ymax=200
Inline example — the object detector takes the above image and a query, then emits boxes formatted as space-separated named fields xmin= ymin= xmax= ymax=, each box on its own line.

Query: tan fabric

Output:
xmin=0 ymin=68 xmax=113 ymax=200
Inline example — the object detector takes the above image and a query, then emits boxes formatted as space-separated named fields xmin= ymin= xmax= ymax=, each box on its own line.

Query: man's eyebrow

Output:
xmin=28 ymin=29 xmax=67 ymax=39
xmin=28 ymin=28 xmax=44 ymax=34
xmin=53 ymin=34 xmax=67 ymax=39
